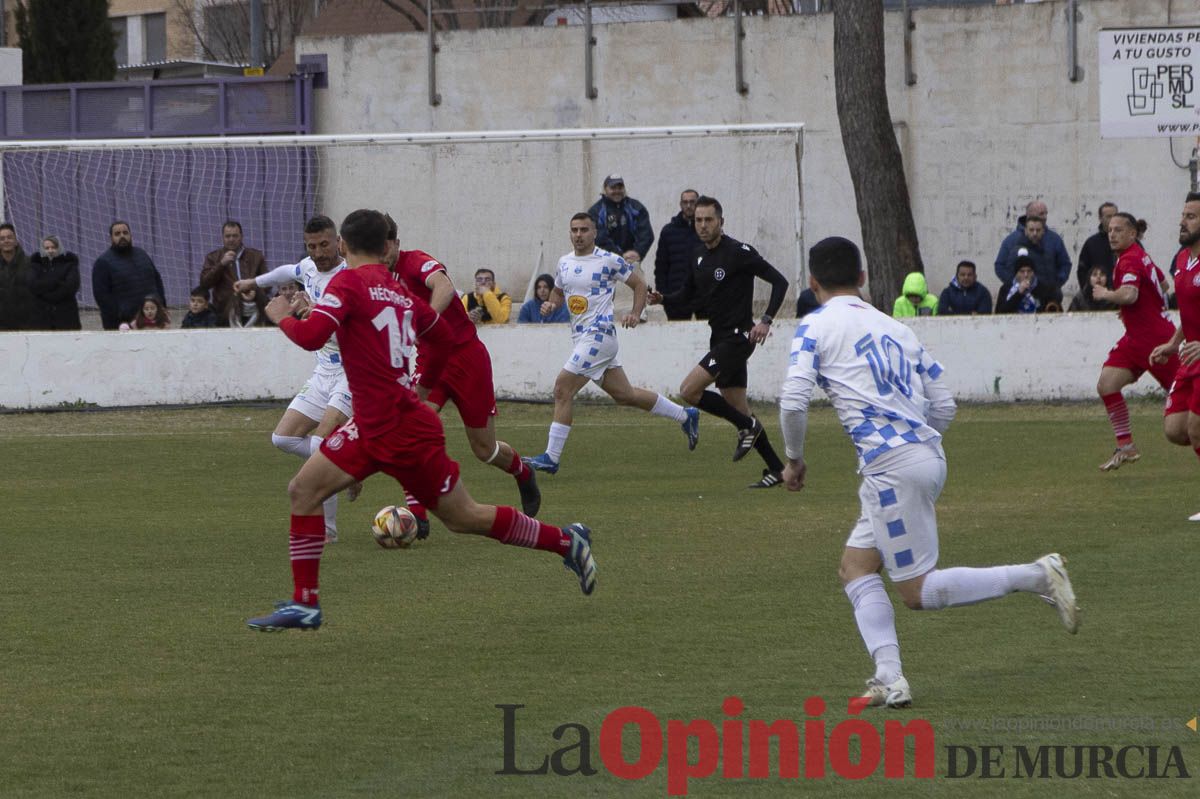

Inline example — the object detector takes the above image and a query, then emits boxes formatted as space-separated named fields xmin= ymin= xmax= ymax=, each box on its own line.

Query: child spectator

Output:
xmin=132 ymin=294 xmax=170 ymax=329
xmin=181 ymin=286 xmax=219 ymax=328
xmin=996 ymin=250 xmax=1062 ymax=314
xmin=1068 ymin=266 xmax=1120 ymax=313
xmin=518 ymin=273 xmax=570 ymax=323
xmin=937 ymin=260 xmax=993 ymax=315
xmin=228 ymin=285 xmax=270 ymax=327
xmin=892 ymin=271 xmax=938 ymax=317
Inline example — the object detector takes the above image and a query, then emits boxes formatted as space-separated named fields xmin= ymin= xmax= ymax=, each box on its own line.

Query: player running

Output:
xmin=1152 ymin=192 xmax=1200 ymax=519
xmin=522 ymin=213 xmax=699 ymax=474
xmin=246 ymin=210 xmax=596 ymax=632
xmin=779 ymin=236 xmax=1080 ymax=708
xmin=233 ymin=215 xmax=356 ymax=542
xmin=1092 ymin=213 xmax=1180 ymax=471
xmin=383 ymin=216 xmax=540 ymax=522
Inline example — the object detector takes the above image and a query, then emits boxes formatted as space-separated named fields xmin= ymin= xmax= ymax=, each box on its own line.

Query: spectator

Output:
xmin=181 ymin=286 xmax=219 ymax=328
xmin=996 ymin=250 xmax=1063 ymax=314
xmin=199 ymin=220 xmax=268 ymax=326
xmin=132 ymin=294 xmax=169 ymax=330
xmin=463 ymin=268 xmax=511 ymax=325
xmin=0 ymin=222 xmax=35 ymax=330
xmin=937 ymin=260 xmax=993 ymax=315
xmin=588 ymin=174 xmax=654 ymax=264
xmin=27 ymin=235 xmax=81 ymax=330
xmin=796 ymin=287 xmax=821 ymax=319
xmin=654 ymin=189 xmax=703 ymax=319
xmin=92 ymin=221 xmax=165 ymax=330
xmin=276 ymin=280 xmax=302 ymax=304
xmin=892 ymin=271 xmax=938 ymax=317
xmin=517 ymin=273 xmax=569 ymax=324
xmin=994 ymin=200 xmax=1072 ymax=289
xmin=1068 ymin=265 xmax=1119 ymax=313
xmin=228 ymin=285 xmax=270 ymax=328
xmin=1076 ymin=201 xmax=1118 ymax=293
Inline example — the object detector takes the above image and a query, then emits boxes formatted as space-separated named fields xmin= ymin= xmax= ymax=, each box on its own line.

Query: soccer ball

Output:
xmin=372 ymin=505 xmax=419 ymax=549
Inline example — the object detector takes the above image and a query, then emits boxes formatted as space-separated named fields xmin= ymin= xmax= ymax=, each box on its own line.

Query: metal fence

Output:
xmin=0 ymin=75 xmax=313 ymax=140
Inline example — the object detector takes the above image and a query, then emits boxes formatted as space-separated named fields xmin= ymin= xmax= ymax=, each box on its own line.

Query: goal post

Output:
xmin=0 ymin=123 xmax=804 ymax=313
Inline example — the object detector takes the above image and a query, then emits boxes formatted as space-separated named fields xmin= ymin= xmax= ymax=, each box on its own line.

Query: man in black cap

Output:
xmin=587 ymin=174 xmax=654 ymax=265
xmin=996 ymin=248 xmax=1062 ymax=313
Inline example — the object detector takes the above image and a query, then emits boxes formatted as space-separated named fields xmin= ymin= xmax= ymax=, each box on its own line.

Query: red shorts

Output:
xmin=319 ymin=406 xmax=461 ymax=511
xmin=1103 ymin=334 xmax=1179 ymax=390
xmin=425 ymin=337 xmax=498 ymax=429
xmin=1165 ymin=363 xmax=1200 ymax=416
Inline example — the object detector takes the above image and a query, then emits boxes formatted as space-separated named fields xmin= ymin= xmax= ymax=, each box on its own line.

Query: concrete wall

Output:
xmin=0 ymin=47 xmax=21 ymax=86
xmin=294 ymin=0 xmax=1200 ymax=304
xmin=0 ymin=313 xmax=1168 ymax=410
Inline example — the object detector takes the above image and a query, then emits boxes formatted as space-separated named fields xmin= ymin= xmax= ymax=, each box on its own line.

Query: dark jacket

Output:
xmin=1076 ymin=230 xmax=1115 ymax=293
xmin=198 ymin=245 xmax=268 ymax=324
xmin=588 ymin=195 xmax=654 ymax=259
xmin=937 ymin=278 xmax=993 ymax=315
xmin=994 ymin=217 xmax=1072 ymax=287
xmin=654 ymin=211 xmax=702 ymax=319
xmin=181 ymin=308 xmax=219 ymax=328
xmin=92 ymin=246 xmax=165 ymax=330
xmin=1067 ymin=284 xmax=1118 ymax=313
xmin=28 ymin=251 xmax=81 ymax=330
xmin=0 ymin=244 xmax=35 ymax=330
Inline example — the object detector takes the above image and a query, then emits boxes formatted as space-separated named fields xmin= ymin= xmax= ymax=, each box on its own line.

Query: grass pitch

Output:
xmin=0 ymin=400 xmax=1196 ymax=797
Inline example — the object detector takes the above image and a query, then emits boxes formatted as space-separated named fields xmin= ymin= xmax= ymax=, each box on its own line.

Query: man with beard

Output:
xmin=92 ymin=221 xmax=165 ymax=330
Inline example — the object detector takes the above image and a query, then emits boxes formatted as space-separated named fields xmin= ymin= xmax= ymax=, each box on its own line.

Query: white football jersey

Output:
xmin=780 ymin=294 xmax=955 ymax=471
xmin=258 ymin=257 xmax=348 ymax=373
xmin=555 ymin=247 xmax=634 ymax=339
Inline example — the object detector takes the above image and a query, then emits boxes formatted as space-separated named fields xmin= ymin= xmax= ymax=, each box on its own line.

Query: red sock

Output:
xmin=503 ymin=448 xmax=532 ymax=483
xmin=1101 ymin=392 xmax=1133 ymax=447
xmin=289 ymin=514 xmax=325 ymax=606
xmin=488 ymin=505 xmax=569 ymax=554
xmin=405 ymin=491 xmax=428 ymax=521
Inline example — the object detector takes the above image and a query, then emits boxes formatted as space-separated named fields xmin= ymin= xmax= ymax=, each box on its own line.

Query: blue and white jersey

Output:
xmin=555 ymin=247 xmax=635 ymax=340
xmin=780 ymin=294 xmax=955 ymax=472
xmin=258 ymin=257 xmax=348 ymax=374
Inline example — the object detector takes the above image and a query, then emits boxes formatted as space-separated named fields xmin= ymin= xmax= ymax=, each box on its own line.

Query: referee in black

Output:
xmin=649 ymin=195 xmax=790 ymax=487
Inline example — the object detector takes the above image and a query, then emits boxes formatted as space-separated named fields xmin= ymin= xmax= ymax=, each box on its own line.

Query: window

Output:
xmin=144 ymin=13 xmax=166 ymax=63
xmin=111 ymin=17 xmax=129 ymax=66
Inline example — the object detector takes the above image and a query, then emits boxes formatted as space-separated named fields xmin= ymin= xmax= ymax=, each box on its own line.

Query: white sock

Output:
xmin=271 ymin=433 xmax=310 ymax=459
xmin=844 ymin=574 xmax=902 ymax=684
xmin=546 ymin=422 xmax=570 ymax=463
xmin=309 ymin=435 xmax=338 ymax=536
xmin=650 ymin=393 xmax=687 ymax=423
xmin=918 ymin=564 xmax=1042 ymax=610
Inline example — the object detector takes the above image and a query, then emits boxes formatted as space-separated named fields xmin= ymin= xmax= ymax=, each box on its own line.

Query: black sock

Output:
xmin=755 ymin=431 xmax=784 ymax=472
xmin=696 ymin=390 xmax=753 ymax=429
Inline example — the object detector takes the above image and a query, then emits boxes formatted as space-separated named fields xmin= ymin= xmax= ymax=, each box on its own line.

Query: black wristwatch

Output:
xmin=760 ymin=314 xmax=774 ymax=326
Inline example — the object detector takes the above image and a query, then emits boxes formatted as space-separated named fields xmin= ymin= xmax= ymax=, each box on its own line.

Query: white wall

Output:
xmin=0 ymin=314 xmax=1168 ymax=411
xmin=294 ymin=1 xmax=1200 ymax=303
xmin=0 ymin=47 xmax=22 ymax=86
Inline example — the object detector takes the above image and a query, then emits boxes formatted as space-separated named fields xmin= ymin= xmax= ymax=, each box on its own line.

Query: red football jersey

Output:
xmin=1174 ymin=247 xmax=1200 ymax=343
xmin=392 ymin=249 xmax=477 ymax=346
xmin=280 ymin=263 xmax=449 ymax=436
xmin=1112 ymin=242 xmax=1174 ymax=343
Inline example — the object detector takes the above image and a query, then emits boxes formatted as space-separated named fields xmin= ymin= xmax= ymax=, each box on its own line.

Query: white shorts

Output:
xmin=287 ymin=369 xmax=353 ymax=422
xmin=563 ymin=332 xmax=621 ymax=382
xmin=845 ymin=443 xmax=944 ymax=582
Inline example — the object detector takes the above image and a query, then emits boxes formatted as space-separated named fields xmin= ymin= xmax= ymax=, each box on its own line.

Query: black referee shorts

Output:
xmin=698 ymin=331 xmax=756 ymax=389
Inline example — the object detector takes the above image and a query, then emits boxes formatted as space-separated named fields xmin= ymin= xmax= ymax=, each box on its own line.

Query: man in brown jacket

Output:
xmin=198 ymin=220 xmax=268 ymax=325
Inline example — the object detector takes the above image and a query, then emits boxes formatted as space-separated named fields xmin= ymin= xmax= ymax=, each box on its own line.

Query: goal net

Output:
xmin=0 ymin=124 xmax=803 ymax=312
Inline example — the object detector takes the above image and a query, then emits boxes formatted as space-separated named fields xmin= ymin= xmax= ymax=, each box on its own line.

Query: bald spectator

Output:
xmin=994 ymin=200 xmax=1072 ymax=290
xmin=92 ymin=221 xmax=165 ymax=330
xmin=199 ymin=220 xmax=268 ymax=326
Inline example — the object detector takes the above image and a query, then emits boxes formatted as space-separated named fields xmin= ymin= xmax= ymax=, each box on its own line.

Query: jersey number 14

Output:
xmin=372 ymin=306 xmax=418 ymax=375
xmin=855 ymin=333 xmax=913 ymax=398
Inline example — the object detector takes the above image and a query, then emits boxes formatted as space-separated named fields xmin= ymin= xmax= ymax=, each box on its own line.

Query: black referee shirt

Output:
xmin=667 ymin=235 xmax=789 ymax=335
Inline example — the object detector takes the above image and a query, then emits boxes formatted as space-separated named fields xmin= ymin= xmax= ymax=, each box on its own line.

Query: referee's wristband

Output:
xmin=760 ymin=314 xmax=773 ymax=326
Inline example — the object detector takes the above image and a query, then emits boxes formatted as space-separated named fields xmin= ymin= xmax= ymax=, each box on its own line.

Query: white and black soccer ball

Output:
xmin=372 ymin=505 xmax=419 ymax=549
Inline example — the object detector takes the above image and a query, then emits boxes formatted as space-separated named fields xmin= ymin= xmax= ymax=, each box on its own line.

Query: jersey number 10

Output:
xmin=855 ymin=333 xmax=913 ymax=398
